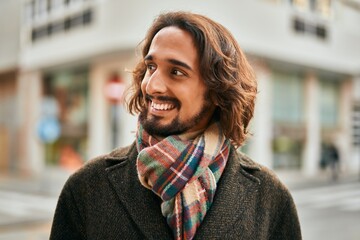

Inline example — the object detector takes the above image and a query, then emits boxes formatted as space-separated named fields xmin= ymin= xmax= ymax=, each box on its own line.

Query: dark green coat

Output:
xmin=50 ymin=143 xmax=301 ymax=240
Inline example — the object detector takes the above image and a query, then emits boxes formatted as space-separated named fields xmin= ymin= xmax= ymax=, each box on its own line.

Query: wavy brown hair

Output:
xmin=126 ymin=11 xmax=257 ymax=147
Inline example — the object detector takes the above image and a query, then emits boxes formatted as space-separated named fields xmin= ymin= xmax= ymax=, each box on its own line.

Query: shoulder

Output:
xmin=233 ymin=150 xmax=298 ymax=222
xmin=233 ymin=152 xmax=301 ymax=238
xmin=64 ymin=143 xmax=136 ymax=188
xmin=234 ymin=150 xmax=292 ymax=199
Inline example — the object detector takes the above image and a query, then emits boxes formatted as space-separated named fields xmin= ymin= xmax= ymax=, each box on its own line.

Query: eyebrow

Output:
xmin=144 ymin=55 xmax=193 ymax=71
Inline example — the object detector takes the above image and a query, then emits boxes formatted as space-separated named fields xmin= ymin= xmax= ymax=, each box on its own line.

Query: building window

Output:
xmin=50 ymin=0 xmax=64 ymax=11
xmin=50 ymin=20 xmax=65 ymax=34
xmin=292 ymin=17 xmax=328 ymax=40
xmin=23 ymin=0 xmax=95 ymax=43
xmin=293 ymin=17 xmax=306 ymax=33
xmin=291 ymin=0 xmax=309 ymax=10
xmin=320 ymin=79 xmax=339 ymax=128
xmin=316 ymin=24 xmax=327 ymax=38
xmin=352 ymin=104 xmax=360 ymax=146
xmin=83 ymin=9 xmax=93 ymax=25
xmin=272 ymin=137 xmax=303 ymax=169
xmin=24 ymin=1 xmax=35 ymax=23
xmin=290 ymin=0 xmax=332 ymax=17
xmin=272 ymin=72 xmax=304 ymax=124
xmin=271 ymin=72 xmax=304 ymax=169
xmin=34 ymin=0 xmax=48 ymax=18
xmin=30 ymin=8 xmax=93 ymax=42
xmin=316 ymin=0 xmax=332 ymax=17
xmin=43 ymin=68 xmax=89 ymax=166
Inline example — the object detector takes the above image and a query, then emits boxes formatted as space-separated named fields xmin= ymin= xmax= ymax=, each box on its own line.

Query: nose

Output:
xmin=144 ymin=70 xmax=167 ymax=95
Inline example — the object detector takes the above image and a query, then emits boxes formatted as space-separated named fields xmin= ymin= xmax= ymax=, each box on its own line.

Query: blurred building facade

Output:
xmin=0 ymin=1 xmax=21 ymax=174
xmin=0 ymin=0 xmax=359 ymax=177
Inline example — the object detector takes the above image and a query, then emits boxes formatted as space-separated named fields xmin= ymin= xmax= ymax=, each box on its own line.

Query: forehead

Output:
xmin=146 ymin=26 xmax=199 ymax=67
xmin=151 ymin=26 xmax=193 ymax=44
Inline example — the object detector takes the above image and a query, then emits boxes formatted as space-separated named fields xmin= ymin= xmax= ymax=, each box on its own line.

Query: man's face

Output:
xmin=139 ymin=26 xmax=215 ymax=137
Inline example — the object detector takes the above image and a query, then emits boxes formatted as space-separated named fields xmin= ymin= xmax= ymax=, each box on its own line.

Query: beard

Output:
xmin=139 ymin=95 xmax=213 ymax=137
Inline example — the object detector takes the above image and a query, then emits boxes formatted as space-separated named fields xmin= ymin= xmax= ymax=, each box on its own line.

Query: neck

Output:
xmin=177 ymin=128 xmax=206 ymax=141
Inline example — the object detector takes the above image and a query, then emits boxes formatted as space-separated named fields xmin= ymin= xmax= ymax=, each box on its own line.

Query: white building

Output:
xmin=0 ymin=0 xmax=21 ymax=173
xmin=1 ymin=0 xmax=360 ymax=177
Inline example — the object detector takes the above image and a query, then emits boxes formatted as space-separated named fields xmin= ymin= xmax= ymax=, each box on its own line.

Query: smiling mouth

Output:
xmin=151 ymin=101 xmax=176 ymax=111
xmin=146 ymin=94 xmax=178 ymax=112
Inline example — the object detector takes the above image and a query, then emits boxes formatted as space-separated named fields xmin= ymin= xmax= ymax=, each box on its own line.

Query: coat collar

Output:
xmin=105 ymin=143 xmax=173 ymax=239
xmin=105 ymin=143 xmax=261 ymax=239
xmin=194 ymin=148 xmax=261 ymax=238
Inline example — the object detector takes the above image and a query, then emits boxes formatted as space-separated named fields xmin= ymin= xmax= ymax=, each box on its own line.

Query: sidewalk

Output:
xmin=0 ymin=167 xmax=72 ymax=197
xmin=276 ymin=169 xmax=360 ymax=191
xmin=0 ymin=167 xmax=72 ymax=239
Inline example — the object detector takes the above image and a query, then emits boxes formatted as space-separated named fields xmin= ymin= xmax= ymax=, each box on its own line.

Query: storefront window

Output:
xmin=320 ymin=79 xmax=339 ymax=128
xmin=42 ymin=68 xmax=88 ymax=170
xmin=272 ymin=136 xmax=303 ymax=169
xmin=272 ymin=72 xmax=304 ymax=124
xmin=272 ymin=71 xmax=304 ymax=169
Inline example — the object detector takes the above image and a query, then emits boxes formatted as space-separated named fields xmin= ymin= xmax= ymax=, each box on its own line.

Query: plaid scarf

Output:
xmin=136 ymin=121 xmax=230 ymax=240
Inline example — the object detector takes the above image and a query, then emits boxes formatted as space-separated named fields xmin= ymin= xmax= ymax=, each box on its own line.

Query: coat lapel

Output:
xmin=105 ymin=144 xmax=173 ymax=239
xmin=194 ymin=148 xmax=261 ymax=239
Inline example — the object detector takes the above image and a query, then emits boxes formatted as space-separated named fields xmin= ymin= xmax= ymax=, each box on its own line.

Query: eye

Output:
xmin=149 ymin=65 xmax=155 ymax=71
xmin=146 ymin=64 xmax=156 ymax=72
xmin=171 ymin=69 xmax=185 ymax=76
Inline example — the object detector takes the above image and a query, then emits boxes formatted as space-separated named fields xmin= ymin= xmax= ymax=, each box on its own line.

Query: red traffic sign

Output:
xmin=104 ymin=75 xmax=125 ymax=104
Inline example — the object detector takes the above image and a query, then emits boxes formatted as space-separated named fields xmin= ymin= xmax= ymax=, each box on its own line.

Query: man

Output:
xmin=50 ymin=11 xmax=302 ymax=240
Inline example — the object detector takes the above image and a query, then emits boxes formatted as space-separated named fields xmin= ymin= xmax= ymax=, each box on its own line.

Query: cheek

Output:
xmin=140 ymin=79 xmax=147 ymax=94
xmin=182 ymin=91 xmax=205 ymax=111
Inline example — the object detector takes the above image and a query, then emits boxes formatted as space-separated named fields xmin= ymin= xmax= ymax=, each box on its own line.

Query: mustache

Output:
xmin=145 ymin=94 xmax=180 ymax=107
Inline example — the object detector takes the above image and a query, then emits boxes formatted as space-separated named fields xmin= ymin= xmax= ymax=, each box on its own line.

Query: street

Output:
xmin=292 ymin=180 xmax=360 ymax=240
xmin=0 ymin=176 xmax=359 ymax=239
xmin=0 ymin=189 xmax=57 ymax=240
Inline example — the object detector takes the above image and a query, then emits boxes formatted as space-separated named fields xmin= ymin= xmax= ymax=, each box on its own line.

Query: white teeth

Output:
xmin=151 ymin=102 xmax=175 ymax=111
